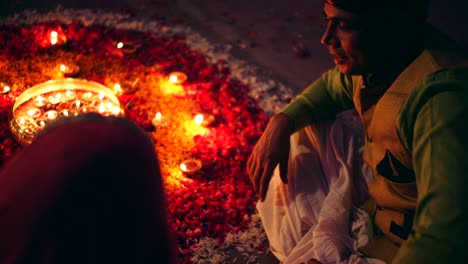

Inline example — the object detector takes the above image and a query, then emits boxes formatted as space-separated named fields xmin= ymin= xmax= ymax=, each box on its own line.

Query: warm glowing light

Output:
xmin=111 ymin=106 xmax=121 ymax=115
xmin=37 ymin=120 xmax=46 ymax=127
xmin=50 ymin=31 xmax=58 ymax=45
xmin=168 ymin=72 xmax=187 ymax=84
xmin=160 ymin=79 xmax=184 ymax=95
xmin=152 ymin=112 xmax=168 ymax=127
xmin=113 ymin=83 xmax=122 ymax=95
xmin=155 ymin=112 xmax=162 ymax=120
xmin=115 ymin=41 xmax=139 ymax=54
xmin=59 ymin=110 xmax=70 ymax=117
xmin=179 ymin=159 xmax=203 ymax=174
xmin=48 ymin=93 xmax=62 ymax=104
xmin=81 ymin=91 xmax=93 ymax=101
xmin=27 ymin=108 xmax=41 ymax=118
xmin=74 ymin=100 xmax=82 ymax=108
xmin=63 ymin=90 xmax=76 ymax=101
xmin=34 ymin=95 xmax=46 ymax=107
xmin=169 ymin=75 xmax=178 ymax=83
xmin=1 ymin=85 xmax=10 ymax=94
xmin=194 ymin=114 xmax=204 ymax=125
xmin=45 ymin=110 xmax=58 ymax=120
xmin=98 ymin=102 xmax=106 ymax=113
xmin=11 ymin=79 xmax=122 ymax=145
xmin=59 ymin=63 xmax=80 ymax=76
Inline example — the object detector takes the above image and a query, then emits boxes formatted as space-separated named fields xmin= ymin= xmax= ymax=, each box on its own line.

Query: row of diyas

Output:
xmin=49 ymin=30 xmax=142 ymax=56
xmin=151 ymin=112 xmax=214 ymax=128
xmin=6 ymin=75 xmax=205 ymax=174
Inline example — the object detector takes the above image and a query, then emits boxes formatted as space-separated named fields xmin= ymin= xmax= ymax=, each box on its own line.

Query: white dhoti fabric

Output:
xmin=257 ymin=110 xmax=385 ymax=264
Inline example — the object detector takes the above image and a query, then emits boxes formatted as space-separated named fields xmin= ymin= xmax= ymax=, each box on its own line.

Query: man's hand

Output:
xmin=247 ymin=113 xmax=293 ymax=201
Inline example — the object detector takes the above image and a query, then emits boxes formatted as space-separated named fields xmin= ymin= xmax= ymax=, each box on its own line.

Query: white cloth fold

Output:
xmin=257 ymin=110 xmax=385 ymax=264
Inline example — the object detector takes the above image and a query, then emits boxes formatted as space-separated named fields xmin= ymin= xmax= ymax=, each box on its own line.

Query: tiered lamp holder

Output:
xmin=10 ymin=78 xmax=123 ymax=145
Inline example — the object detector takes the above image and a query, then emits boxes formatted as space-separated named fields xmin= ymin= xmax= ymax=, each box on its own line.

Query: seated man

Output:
xmin=0 ymin=114 xmax=176 ymax=264
xmin=248 ymin=0 xmax=468 ymax=263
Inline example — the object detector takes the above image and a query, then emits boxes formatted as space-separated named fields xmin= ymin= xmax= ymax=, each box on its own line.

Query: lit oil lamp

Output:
xmin=113 ymin=83 xmax=123 ymax=96
xmin=33 ymin=95 xmax=47 ymax=107
xmin=44 ymin=110 xmax=58 ymax=120
xmin=194 ymin=113 xmax=215 ymax=126
xmin=48 ymin=29 xmax=67 ymax=46
xmin=151 ymin=112 xmax=168 ymax=127
xmin=168 ymin=71 xmax=188 ymax=85
xmin=180 ymin=158 xmax=203 ymax=174
xmin=26 ymin=108 xmax=42 ymax=118
xmin=116 ymin=41 xmax=140 ymax=54
xmin=1 ymin=84 xmax=11 ymax=94
xmin=50 ymin=31 xmax=58 ymax=45
xmin=64 ymin=90 xmax=77 ymax=101
xmin=60 ymin=63 xmax=80 ymax=77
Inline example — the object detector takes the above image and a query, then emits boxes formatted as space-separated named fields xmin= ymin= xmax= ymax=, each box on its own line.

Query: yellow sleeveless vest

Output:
xmin=353 ymin=42 xmax=468 ymax=261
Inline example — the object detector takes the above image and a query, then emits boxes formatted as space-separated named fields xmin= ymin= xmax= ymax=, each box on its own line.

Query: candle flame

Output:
xmin=155 ymin=112 xmax=162 ymax=120
xmin=50 ymin=31 xmax=58 ymax=45
xmin=2 ymin=85 xmax=10 ymax=93
xmin=113 ymin=83 xmax=122 ymax=94
xmin=27 ymin=109 xmax=37 ymax=116
xmin=112 ymin=106 xmax=120 ymax=115
xmin=169 ymin=75 xmax=179 ymax=83
xmin=60 ymin=64 xmax=67 ymax=72
xmin=194 ymin=114 xmax=204 ymax=125
xmin=180 ymin=163 xmax=187 ymax=172
xmin=168 ymin=72 xmax=187 ymax=84
xmin=116 ymin=42 xmax=124 ymax=49
xmin=98 ymin=91 xmax=105 ymax=100
xmin=99 ymin=103 xmax=106 ymax=113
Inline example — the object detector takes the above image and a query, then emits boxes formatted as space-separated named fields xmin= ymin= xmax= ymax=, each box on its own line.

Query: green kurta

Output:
xmin=280 ymin=26 xmax=468 ymax=263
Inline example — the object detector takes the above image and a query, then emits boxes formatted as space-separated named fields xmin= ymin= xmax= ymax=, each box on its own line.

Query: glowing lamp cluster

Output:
xmin=10 ymin=79 xmax=123 ymax=145
xmin=49 ymin=30 xmax=67 ymax=46
xmin=50 ymin=31 xmax=59 ymax=45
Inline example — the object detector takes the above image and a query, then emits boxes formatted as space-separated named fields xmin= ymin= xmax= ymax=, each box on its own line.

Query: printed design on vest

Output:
xmin=390 ymin=209 xmax=414 ymax=240
xmin=376 ymin=151 xmax=415 ymax=183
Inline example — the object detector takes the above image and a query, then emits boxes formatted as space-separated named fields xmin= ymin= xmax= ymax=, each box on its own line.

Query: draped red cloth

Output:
xmin=0 ymin=114 xmax=175 ymax=264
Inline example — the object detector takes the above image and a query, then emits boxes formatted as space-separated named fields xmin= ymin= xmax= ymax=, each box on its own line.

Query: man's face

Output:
xmin=321 ymin=2 xmax=390 ymax=75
